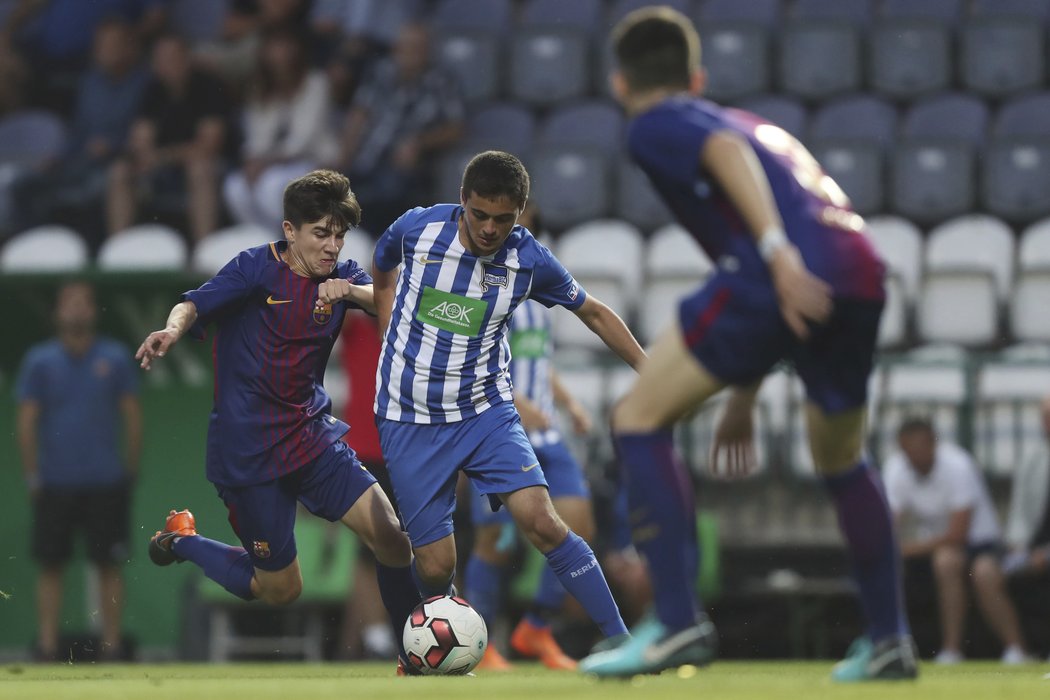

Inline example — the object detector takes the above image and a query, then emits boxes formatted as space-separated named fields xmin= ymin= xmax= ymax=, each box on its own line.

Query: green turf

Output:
xmin=0 ymin=661 xmax=1046 ymax=700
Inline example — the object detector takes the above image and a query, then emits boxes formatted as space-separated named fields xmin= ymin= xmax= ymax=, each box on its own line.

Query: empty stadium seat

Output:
xmin=608 ymin=0 xmax=693 ymax=26
xmin=520 ymin=0 xmax=603 ymax=29
xmin=192 ymin=224 xmax=273 ymax=276
xmin=434 ymin=32 xmax=502 ymax=103
xmin=734 ymin=95 xmax=807 ymax=138
xmin=777 ymin=21 xmax=861 ymax=101
xmin=614 ymin=158 xmax=673 ymax=232
xmin=0 ymin=225 xmax=87 ymax=273
xmin=792 ymin=0 xmax=872 ymax=24
xmin=429 ymin=0 xmax=513 ymax=33
xmin=1010 ymin=218 xmax=1050 ymax=342
xmin=537 ymin=100 xmax=624 ymax=151
xmin=700 ymin=0 xmax=781 ymax=26
xmin=463 ymin=102 xmax=536 ymax=155
xmin=698 ymin=21 xmax=770 ymax=102
xmin=974 ymin=358 xmax=1050 ymax=476
xmin=508 ymin=27 xmax=591 ymax=107
xmin=960 ymin=19 xmax=1044 ymax=98
xmin=903 ymin=93 xmax=989 ymax=144
xmin=868 ymin=20 xmax=951 ymax=100
xmin=880 ymin=0 xmax=962 ymax=23
xmin=97 ymin=225 xmax=188 ymax=271
xmin=867 ymin=217 xmax=923 ymax=348
xmin=970 ymin=0 xmax=1050 ymax=21
xmin=640 ymin=223 xmax=713 ymax=342
xmin=925 ymin=214 xmax=1016 ymax=300
xmin=808 ymin=142 xmax=883 ymax=216
xmin=993 ymin=93 xmax=1050 ymax=140
xmin=529 ymin=148 xmax=612 ymax=232
xmin=809 ymin=96 xmax=897 ymax=146
xmin=890 ymin=141 xmax=975 ymax=226
xmin=981 ymin=141 xmax=1050 ymax=224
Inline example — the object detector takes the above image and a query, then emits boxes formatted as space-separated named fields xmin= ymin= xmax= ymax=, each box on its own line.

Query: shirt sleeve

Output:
xmin=527 ymin=243 xmax=587 ymax=311
xmin=374 ymin=210 xmax=415 ymax=272
xmin=182 ymin=249 xmax=261 ymax=339
xmin=111 ymin=344 xmax=140 ymax=397
xmin=14 ymin=350 xmax=44 ymax=403
xmin=629 ymin=106 xmax=717 ymax=188
xmin=946 ymin=451 xmax=981 ymax=512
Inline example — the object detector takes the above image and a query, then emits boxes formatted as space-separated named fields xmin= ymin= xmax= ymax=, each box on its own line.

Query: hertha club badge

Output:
xmin=252 ymin=541 xmax=271 ymax=558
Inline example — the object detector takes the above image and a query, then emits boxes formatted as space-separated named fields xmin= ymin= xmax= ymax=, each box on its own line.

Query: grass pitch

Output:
xmin=1 ymin=660 xmax=1045 ymax=700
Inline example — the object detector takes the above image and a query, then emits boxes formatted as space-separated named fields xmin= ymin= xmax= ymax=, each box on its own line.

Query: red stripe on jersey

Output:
xmin=684 ymin=287 xmax=731 ymax=349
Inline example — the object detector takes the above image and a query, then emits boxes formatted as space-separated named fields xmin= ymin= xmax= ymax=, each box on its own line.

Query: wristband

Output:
xmin=757 ymin=227 xmax=788 ymax=263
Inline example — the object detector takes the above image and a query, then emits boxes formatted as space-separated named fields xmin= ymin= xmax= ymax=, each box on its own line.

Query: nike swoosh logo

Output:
xmin=266 ymin=296 xmax=293 ymax=305
xmin=521 ymin=462 xmax=539 ymax=472
xmin=417 ymin=255 xmax=443 ymax=265
xmin=640 ymin=621 xmax=716 ymax=665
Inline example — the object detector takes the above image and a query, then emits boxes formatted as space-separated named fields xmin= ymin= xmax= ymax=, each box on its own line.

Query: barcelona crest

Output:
xmin=252 ymin=541 xmax=271 ymax=558
xmin=313 ymin=302 xmax=332 ymax=325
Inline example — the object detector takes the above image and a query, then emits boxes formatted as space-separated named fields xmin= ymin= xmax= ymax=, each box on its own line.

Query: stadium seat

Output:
xmin=734 ymin=95 xmax=808 ymax=138
xmin=878 ymin=272 xmax=908 ymax=348
xmin=97 ymin=225 xmax=188 ymax=271
xmin=890 ymin=141 xmax=975 ymax=226
xmin=463 ymin=102 xmax=537 ymax=155
xmin=960 ymin=19 xmax=1044 ymax=98
xmin=880 ymin=0 xmax=962 ymax=23
xmin=192 ymin=224 xmax=273 ymax=276
xmin=809 ymin=96 xmax=897 ymax=146
xmin=640 ymin=223 xmax=713 ymax=342
xmin=508 ymin=27 xmax=591 ymax=107
xmin=608 ymin=0 xmax=693 ymax=26
xmin=553 ymin=220 xmax=643 ymax=349
xmin=699 ymin=0 xmax=781 ymax=27
xmin=0 ymin=225 xmax=87 ymax=273
xmin=917 ymin=215 xmax=1015 ymax=346
xmin=0 ymin=110 xmax=67 ymax=168
xmin=528 ymin=148 xmax=612 ymax=232
xmin=993 ymin=93 xmax=1050 ymax=140
xmin=170 ymin=0 xmax=228 ymax=43
xmin=868 ymin=20 xmax=951 ymax=100
xmin=808 ymin=142 xmax=883 ymax=216
xmin=974 ymin=358 xmax=1050 ymax=476
xmin=697 ymin=21 xmax=770 ymax=102
xmin=792 ymin=0 xmax=872 ymax=24
xmin=434 ymin=31 xmax=502 ymax=103
xmin=865 ymin=216 xmax=924 ymax=302
xmin=903 ymin=93 xmax=989 ymax=144
xmin=777 ymin=21 xmax=860 ymax=102
xmin=336 ymin=227 xmax=375 ymax=268
xmin=432 ymin=147 xmax=476 ymax=202
xmin=429 ymin=0 xmax=513 ymax=33
xmin=614 ymin=157 xmax=673 ymax=232
xmin=521 ymin=0 xmax=603 ymax=29
xmin=981 ymin=141 xmax=1050 ymax=224
xmin=1010 ymin=218 xmax=1050 ymax=342
xmin=537 ymin=100 xmax=624 ymax=151
xmin=970 ymin=0 xmax=1050 ymax=21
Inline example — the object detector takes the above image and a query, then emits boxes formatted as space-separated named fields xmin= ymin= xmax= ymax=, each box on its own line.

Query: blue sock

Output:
xmin=823 ymin=461 xmax=909 ymax=641
xmin=411 ymin=558 xmax=453 ymax=598
xmin=376 ymin=563 xmax=422 ymax=658
xmin=543 ymin=531 xmax=627 ymax=637
xmin=615 ymin=430 xmax=700 ymax=631
xmin=464 ymin=556 xmax=504 ymax=632
xmin=173 ymin=535 xmax=254 ymax=601
xmin=524 ymin=565 xmax=566 ymax=627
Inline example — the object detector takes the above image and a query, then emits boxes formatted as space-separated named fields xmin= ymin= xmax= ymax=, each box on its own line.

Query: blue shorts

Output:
xmin=471 ymin=438 xmax=590 ymax=527
xmin=215 ymin=439 xmax=376 ymax=571
xmin=377 ymin=403 xmax=547 ymax=547
xmin=678 ymin=269 xmax=883 ymax=414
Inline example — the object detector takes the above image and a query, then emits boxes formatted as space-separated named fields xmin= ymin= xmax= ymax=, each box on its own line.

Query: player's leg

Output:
xmin=31 ymin=488 xmax=74 ymax=660
xmin=85 ymin=483 xmax=132 ymax=658
xmin=463 ymin=481 xmax=515 ymax=670
xmin=930 ymin=545 xmax=967 ymax=660
xmin=970 ymin=552 xmax=1028 ymax=662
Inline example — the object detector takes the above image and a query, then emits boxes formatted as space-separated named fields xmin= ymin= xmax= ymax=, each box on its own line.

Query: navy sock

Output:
xmin=376 ymin=563 xmax=422 ymax=658
xmin=823 ymin=461 xmax=909 ymax=641
xmin=544 ymin=531 xmax=627 ymax=637
xmin=615 ymin=430 xmax=700 ymax=631
xmin=464 ymin=556 xmax=503 ymax=632
xmin=524 ymin=565 xmax=565 ymax=627
xmin=173 ymin=535 xmax=254 ymax=601
xmin=411 ymin=558 xmax=453 ymax=598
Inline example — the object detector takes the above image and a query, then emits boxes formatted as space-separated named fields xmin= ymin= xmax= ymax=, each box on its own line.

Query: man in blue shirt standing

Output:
xmin=17 ymin=281 xmax=142 ymax=661
xmin=136 ymin=170 xmax=421 ymax=671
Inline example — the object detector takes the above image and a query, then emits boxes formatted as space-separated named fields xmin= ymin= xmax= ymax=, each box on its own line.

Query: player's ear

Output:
xmin=691 ymin=67 xmax=706 ymax=96
xmin=459 ymin=187 xmax=467 ymax=207
xmin=282 ymin=220 xmax=295 ymax=242
xmin=609 ymin=70 xmax=629 ymax=103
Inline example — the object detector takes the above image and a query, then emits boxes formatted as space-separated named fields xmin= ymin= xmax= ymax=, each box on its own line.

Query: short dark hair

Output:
xmin=461 ymin=151 xmax=530 ymax=208
xmin=897 ymin=416 xmax=935 ymax=439
xmin=283 ymin=169 xmax=362 ymax=231
xmin=611 ymin=6 xmax=701 ymax=93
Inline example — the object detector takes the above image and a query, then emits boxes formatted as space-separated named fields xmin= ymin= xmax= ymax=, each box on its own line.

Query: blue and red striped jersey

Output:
xmin=183 ymin=241 xmax=372 ymax=486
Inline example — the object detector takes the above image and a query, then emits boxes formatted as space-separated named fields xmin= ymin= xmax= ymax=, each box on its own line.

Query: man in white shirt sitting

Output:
xmin=882 ymin=417 xmax=1029 ymax=665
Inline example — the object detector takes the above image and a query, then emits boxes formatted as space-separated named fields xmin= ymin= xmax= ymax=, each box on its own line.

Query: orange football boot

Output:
xmin=148 ymin=509 xmax=197 ymax=566
xmin=476 ymin=644 xmax=514 ymax=671
xmin=510 ymin=617 xmax=578 ymax=670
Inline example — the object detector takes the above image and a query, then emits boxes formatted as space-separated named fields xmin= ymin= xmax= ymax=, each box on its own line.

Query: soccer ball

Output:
xmin=402 ymin=595 xmax=488 ymax=675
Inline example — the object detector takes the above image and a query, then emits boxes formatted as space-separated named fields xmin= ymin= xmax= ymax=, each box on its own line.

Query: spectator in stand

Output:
xmin=222 ymin=27 xmax=337 ymax=233
xmin=106 ymin=33 xmax=230 ymax=244
xmin=337 ymin=22 xmax=464 ymax=233
xmin=1003 ymin=396 xmax=1050 ymax=578
xmin=12 ymin=19 xmax=147 ymax=246
xmin=883 ymin=417 xmax=1030 ymax=665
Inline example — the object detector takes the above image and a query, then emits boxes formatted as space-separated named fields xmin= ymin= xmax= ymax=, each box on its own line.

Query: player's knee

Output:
xmin=259 ymin=578 xmax=302 ymax=606
xmin=414 ymin=552 xmax=455 ymax=584
xmin=520 ymin=509 xmax=569 ymax=552
xmin=371 ymin=521 xmax=412 ymax=568
xmin=932 ymin=546 xmax=965 ymax=578
xmin=970 ymin=556 xmax=1000 ymax=588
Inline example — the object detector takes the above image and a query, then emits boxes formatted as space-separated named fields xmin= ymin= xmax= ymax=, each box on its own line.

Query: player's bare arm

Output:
xmin=572 ymin=296 xmax=646 ymax=371
xmin=136 ymin=300 xmax=198 ymax=370
xmin=900 ymin=508 xmax=972 ymax=558
xmin=15 ymin=399 xmax=40 ymax=493
xmin=371 ymin=265 xmax=398 ymax=339
xmin=317 ymin=280 xmax=376 ymax=314
xmin=710 ymin=380 xmax=762 ymax=480
xmin=514 ymin=393 xmax=551 ymax=433
xmin=701 ymin=130 xmax=832 ymax=339
xmin=551 ymin=369 xmax=592 ymax=434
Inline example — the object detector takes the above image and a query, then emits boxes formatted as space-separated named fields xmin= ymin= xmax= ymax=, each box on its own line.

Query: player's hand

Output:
xmin=135 ymin=329 xmax=178 ymax=370
xmin=768 ymin=245 xmax=832 ymax=340
xmin=518 ymin=402 xmax=552 ymax=433
xmin=317 ymin=278 xmax=352 ymax=305
xmin=709 ymin=397 xmax=758 ymax=480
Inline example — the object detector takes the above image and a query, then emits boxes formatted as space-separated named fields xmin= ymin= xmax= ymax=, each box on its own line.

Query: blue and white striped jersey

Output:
xmin=509 ymin=299 xmax=560 ymax=446
xmin=374 ymin=204 xmax=587 ymax=424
